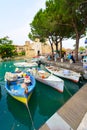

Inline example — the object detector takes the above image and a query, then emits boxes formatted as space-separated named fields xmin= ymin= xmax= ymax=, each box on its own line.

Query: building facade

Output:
xmin=24 ymin=39 xmax=51 ymax=58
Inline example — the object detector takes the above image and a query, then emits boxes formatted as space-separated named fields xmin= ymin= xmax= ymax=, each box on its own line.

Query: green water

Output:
xmin=0 ymin=60 xmax=86 ymax=130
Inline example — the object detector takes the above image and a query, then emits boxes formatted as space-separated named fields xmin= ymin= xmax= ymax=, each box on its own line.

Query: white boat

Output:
xmin=45 ymin=66 xmax=81 ymax=83
xmin=14 ymin=61 xmax=38 ymax=68
xmin=27 ymin=68 xmax=64 ymax=93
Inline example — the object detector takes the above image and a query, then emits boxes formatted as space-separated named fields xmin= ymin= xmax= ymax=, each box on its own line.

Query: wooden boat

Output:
xmin=14 ymin=61 xmax=38 ymax=68
xmin=27 ymin=68 xmax=64 ymax=93
xmin=4 ymin=71 xmax=36 ymax=104
xmin=45 ymin=65 xmax=81 ymax=83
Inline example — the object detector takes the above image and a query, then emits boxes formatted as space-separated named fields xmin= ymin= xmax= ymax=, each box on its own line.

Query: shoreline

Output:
xmin=1 ymin=55 xmax=85 ymax=77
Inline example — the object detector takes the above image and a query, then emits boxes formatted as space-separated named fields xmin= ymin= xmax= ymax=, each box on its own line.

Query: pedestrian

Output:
xmin=67 ymin=52 xmax=71 ymax=60
xmin=71 ymin=51 xmax=75 ymax=63
xmin=54 ymin=53 xmax=59 ymax=61
xmin=63 ymin=52 xmax=67 ymax=61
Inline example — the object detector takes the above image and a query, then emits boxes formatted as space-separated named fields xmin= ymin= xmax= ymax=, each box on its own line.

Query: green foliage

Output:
xmin=0 ymin=36 xmax=16 ymax=59
xmin=29 ymin=0 xmax=87 ymax=60
xmin=0 ymin=36 xmax=12 ymax=44
xmin=79 ymin=46 xmax=86 ymax=52
xmin=19 ymin=51 xmax=25 ymax=56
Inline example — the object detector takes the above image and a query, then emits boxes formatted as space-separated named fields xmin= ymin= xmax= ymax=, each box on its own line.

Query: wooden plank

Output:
xmin=58 ymin=84 xmax=87 ymax=130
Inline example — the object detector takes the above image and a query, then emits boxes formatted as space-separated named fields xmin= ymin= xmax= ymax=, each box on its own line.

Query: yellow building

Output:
xmin=25 ymin=40 xmax=51 ymax=58
xmin=14 ymin=39 xmax=54 ymax=58
xmin=15 ymin=45 xmax=25 ymax=55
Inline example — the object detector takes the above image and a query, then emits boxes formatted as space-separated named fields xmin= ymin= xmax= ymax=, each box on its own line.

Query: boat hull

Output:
xmin=45 ymin=66 xmax=81 ymax=83
xmin=9 ymin=92 xmax=32 ymax=104
xmin=36 ymin=76 xmax=64 ymax=92
xmin=5 ymin=72 xmax=36 ymax=104
xmin=14 ymin=62 xmax=37 ymax=68
xmin=29 ymin=69 xmax=64 ymax=93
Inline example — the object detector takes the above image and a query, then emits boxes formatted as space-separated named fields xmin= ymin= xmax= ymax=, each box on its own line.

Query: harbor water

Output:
xmin=0 ymin=60 xmax=86 ymax=130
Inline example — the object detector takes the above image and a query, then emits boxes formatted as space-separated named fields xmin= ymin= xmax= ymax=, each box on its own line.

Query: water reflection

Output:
xmin=0 ymin=61 xmax=15 ymax=78
xmin=0 ymin=86 xmax=2 ymax=100
xmin=0 ymin=59 xmax=87 ymax=130
xmin=5 ymin=68 xmax=87 ymax=130
xmin=7 ymin=90 xmax=37 ymax=130
xmin=36 ymin=81 xmax=66 ymax=116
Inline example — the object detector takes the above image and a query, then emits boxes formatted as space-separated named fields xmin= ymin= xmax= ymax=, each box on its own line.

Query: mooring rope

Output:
xmin=11 ymin=122 xmax=15 ymax=130
xmin=64 ymin=85 xmax=72 ymax=97
xmin=26 ymin=102 xmax=36 ymax=130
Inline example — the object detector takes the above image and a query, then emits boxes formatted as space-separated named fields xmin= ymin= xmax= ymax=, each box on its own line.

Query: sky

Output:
xmin=0 ymin=0 xmax=86 ymax=49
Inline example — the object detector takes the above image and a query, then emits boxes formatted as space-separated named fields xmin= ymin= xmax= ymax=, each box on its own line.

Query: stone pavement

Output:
xmin=39 ymin=84 xmax=87 ymax=130
xmin=77 ymin=112 xmax=87 ymax=130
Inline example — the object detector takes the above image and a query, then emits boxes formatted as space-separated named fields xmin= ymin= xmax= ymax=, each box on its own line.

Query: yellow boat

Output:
xmin=5 ymin=72 xmax=36 ymax=105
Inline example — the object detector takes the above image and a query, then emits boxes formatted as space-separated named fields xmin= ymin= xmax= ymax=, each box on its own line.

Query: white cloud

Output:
xmin=0 ymin=0 xmax=86 ymax=49
xmin=8 ymin=24 xmax=30 ymax=45
xmin=62 ymin=37 xmax=86 ymax=49
xmin=0 ymin=0 xmax=46 ymax=45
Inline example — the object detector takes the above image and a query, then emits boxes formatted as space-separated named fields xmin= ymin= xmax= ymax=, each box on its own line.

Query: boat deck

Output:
xmin=39 ymin=83 xmax=87 ymax=130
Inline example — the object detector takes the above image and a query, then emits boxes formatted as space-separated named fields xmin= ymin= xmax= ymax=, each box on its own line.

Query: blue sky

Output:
xmin=0 ymin=0 xmax=86 ymax=48
xmin=0 ymin=0 xmax=46 ymax=45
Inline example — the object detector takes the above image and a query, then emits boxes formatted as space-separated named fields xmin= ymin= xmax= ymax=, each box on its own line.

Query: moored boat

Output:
xmin=4 ymin=71 xmax=36 ymax=104
xmin=45 ymin=65 xmax=81 ymax=83
xmin=14 ymin=61 xmax=38 ymax=68
xmin=27 ymin=68 xmax=64 ymax=93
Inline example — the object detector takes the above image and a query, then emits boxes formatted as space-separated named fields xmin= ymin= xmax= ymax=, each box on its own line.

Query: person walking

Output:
xmin=67 ymin=52 xmax=71 ymax=60
xmin=71 ymin=51 xmax=75 ymax=63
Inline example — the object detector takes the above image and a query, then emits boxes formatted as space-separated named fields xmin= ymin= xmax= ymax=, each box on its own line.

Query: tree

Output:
xmin=45 ymin=0 xmax=73 ymax=57
xmin=57 ymin=0 xmax=87 ymax=60
xmin=29 ymin=0 xmax=87 ymax=60
xmin=0 ymin=36 xmax=16 ymax=59
xmin=48 ymin=0 xmax=87 ymax=60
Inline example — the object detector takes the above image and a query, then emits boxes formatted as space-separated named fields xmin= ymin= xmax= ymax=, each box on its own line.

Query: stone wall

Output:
xmin=25 ymin=40 xmax=52 ymax=58
xmin=14 ymin=40 xmax=59 ymax=58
